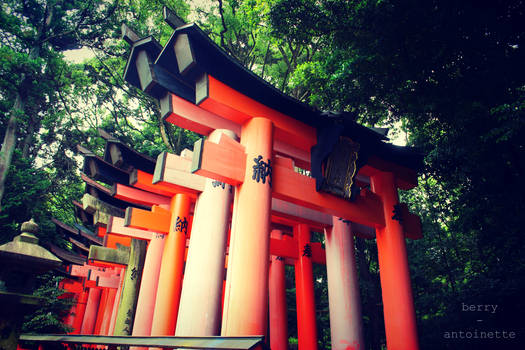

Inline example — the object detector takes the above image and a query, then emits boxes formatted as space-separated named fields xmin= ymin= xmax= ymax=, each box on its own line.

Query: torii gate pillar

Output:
xmin=371 ymin=171 xmax=419 ymax=350
xmin=150 ymin=193 xmax=191 ymax=336
xmin=94 ymin=288 xmax=110 ymax=334
xmin=176 ymin=129 xmax=235 ymax=336
xmin=71 ymin=289 xmax=89 ymax=334
xmin=222 ymin=117 xmax=273 ymax=336
xmin=294 ymin=224 xmax=318 ymax=350
xmin=268 ymin=230 xmax=288 ymax=350
xmin=324 ymin=217 xmax=364 ymax=350
xmin=132 ymin=234 xmax=165 ymax=337
xmin=80 ymin=288 xmax=101 ymax=334
xmin=100 ymin=287 xmax=117 ymax=335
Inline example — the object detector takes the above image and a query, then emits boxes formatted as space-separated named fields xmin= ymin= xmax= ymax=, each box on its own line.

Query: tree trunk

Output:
xmin=0 ymin=94 xmax=24 ymax=208
xmin=22 ymin=114 xmax=38 ymax=159
xmin=0 ymin=0 xmax=45 ymax=208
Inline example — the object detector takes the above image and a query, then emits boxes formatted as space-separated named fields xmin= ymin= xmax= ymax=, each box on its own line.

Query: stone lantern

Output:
xmin=0 ymin=219 xmax=62 ymax=350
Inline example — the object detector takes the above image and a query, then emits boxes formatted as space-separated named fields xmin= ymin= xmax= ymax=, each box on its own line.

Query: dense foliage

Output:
xmin=269 ymin=0 xmax=525 ymax=349
xmin=0 ymin=1 xmax=523 ymax=348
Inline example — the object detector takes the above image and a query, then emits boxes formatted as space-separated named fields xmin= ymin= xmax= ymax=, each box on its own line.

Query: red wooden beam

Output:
xmin=269 ymin=238 xmax=325 ymax=264
xmin=69 ymin=264 xmax=107 ymax=278
xmin=96 ymin=275 xmax=121 ymax=289
xmin=162 ymin=92 xmax=240 ymax=137
xmin=107 ymin=216 xmax=155 ymax=241
xmin=61 ymin=279 xmax=84 ymax=294
xmin=130 ymin=169 xmax=197 ymax=198
xmin=166 ymin=74 xmax=418 ymax=187
xmin=191 ymin=135 xmax=245 ymax=185
xmin=198 ymin=75 xmax=316 ymax=153
xmin=124 ymin=206 xmax=172 ymax=233
xmin=273 ymin=163 xmax=385 ymax=227
xmin=163 ymin=93 xmax=311 ymax=169
xmin=112 ymin=183 xmax=171 ymax=207
xmin=153 ymin=152 xmax=206 ymax=192
xmin=271 ymin=198 xmax=332 ymax=231
xmin=399 ymin=203 xmax=423 ymax=240
xmin=270 ymin=237 xmax=298 ymax=260
xmin=192 ymin=137 xmax=386 ymax=227
xmin=104 ymin=234 xmax=132 ymax=249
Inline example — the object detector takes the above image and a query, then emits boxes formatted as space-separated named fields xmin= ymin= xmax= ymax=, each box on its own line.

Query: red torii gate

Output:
xmin=150 ymin=142 xmax=332 ymax=348
xmin=123 ymin=21 xmax=423 ymax=350
xmin=71 ymin=128 xmax=376 ymax=349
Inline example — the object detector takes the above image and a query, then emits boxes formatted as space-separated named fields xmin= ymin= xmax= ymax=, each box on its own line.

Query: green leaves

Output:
xmin=0 ymin=151 xmax=52 ymax=243
xmin=271 ymin=1 xmax=525 ymax=348
xmin=22 ymin=274 xmax=73 ymax=334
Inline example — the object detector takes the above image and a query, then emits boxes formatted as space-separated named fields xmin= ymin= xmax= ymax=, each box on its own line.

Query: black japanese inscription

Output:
xmin=302 ymin=243 xmax=312 ymax=258
xmin=252 ymin=155 xmax=272 ymax=186
xmin=175 ymin=216 xmax=188 ymax=235
xmin=130 ymin=267 xmax=138 ymax=280
xmin=338 ymin=217 xmax=351 ymax=225
xmin=123 ymin=309 xmax=133 ymax=333
xmin=212 ymin=180 xmax=226 ymax=189
xmin=276 ymin=256 xmax=285 ymax=261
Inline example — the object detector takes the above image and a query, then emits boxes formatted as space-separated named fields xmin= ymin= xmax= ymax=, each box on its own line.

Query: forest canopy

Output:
xmin=0 ymin=1 xmax=524 ymax=349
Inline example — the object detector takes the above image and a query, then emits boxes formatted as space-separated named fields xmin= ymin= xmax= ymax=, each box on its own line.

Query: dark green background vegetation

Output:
xmin=1 ymin=1 xmax=523 ymax=349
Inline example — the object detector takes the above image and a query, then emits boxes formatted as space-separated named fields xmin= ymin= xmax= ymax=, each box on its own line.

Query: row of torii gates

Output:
xmin=57 ymin=13 xmax=424 ymax=350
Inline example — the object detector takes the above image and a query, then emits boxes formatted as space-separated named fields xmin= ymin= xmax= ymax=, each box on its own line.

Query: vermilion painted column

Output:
xmin=80 ymin=288 xmax=102 ymax=334
xmin=269 ymin=230 xmax=288 ymax=350
xmin=150 ymin=193 xmax=191 ymax=335
xmin=370 ymin=171 xmax=419 ymax=350
xmin=100 ymin=288 xmax=117 ymax=335
xmin=176 ymin=129 xmax=235 ymax=336
xmin=294 ymin=224 xmax=318 ymax=350
xmin=222 ymin=117 xmax=273 ymax=336
xmin=132 ymin=234 xmax=165 ymax=336
xmin=324 ymin=218 xmax=364 ymax=350
xmin=71 ymin=289 xmax=89 ymax=334
xmin=94 ymin=288 xmax=109 ymax=334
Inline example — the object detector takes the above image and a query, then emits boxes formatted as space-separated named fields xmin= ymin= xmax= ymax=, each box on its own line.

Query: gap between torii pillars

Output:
xmin=176 ymin=129 xmax=235 ymax=336
xmin=150 ymin=193 xmax=191 ymax=336
xmin=294 ymin=223 xmax=318 ymax=350
xmin=324 ymin=217 xmax=364 ymax=350
xmin=221 ymin=117 xmax=273 ymax=336
xmin=370 ymin=171 xmax=419 ymax=350
xmin=268 ymin=230 xmax=288 ymax=350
